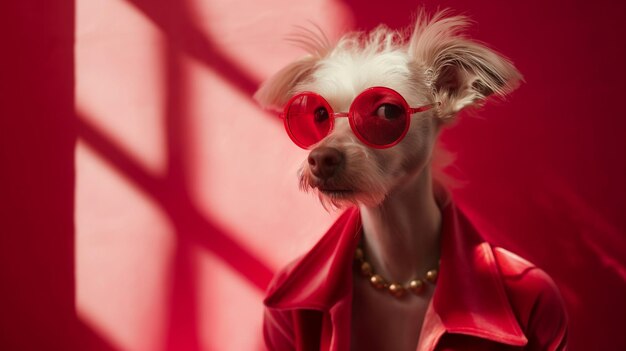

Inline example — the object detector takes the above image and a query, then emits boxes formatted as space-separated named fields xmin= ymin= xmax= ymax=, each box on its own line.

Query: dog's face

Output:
xmin=255 ymin=11 xmax=521 ymax=208
xmin=294 ymin=50 xmax=438 ymax=207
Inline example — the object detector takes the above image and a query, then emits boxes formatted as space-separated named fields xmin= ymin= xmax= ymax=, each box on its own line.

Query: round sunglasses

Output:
xmin=279 ymin=87 xmax=438 ymax=149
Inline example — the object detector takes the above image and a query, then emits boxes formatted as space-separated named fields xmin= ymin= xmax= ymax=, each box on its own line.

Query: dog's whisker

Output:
xmin=303 ymin=21 xmax=332 ymax=48
xmin=292 ymin=24 xmax=330 ymax=50
xmin=286 ymin=25 xmax=332 ymax=57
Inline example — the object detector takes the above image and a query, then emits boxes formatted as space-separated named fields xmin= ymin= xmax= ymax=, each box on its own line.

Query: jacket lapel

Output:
xmin=264 ymin=208 xmax=361 ymax=350
xmin=264 ymin=207 xmax=361 ymax=311
xmin=431 ymin=201 xmax=528 ymax=347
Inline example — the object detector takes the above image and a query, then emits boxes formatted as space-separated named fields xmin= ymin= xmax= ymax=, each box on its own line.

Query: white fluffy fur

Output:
xmin=254 ymin=9 xmax=522 ymax=208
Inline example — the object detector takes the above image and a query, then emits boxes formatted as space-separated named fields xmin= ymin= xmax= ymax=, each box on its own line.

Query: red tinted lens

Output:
xmin=285 ymin=93 xmax=332 ymax=148
xmin=350 ymin=88 xmax=409 ymax=147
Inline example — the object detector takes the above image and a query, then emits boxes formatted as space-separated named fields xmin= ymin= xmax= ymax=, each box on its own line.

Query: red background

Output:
xmin=1 ymin=0 xmax=625 ymax=350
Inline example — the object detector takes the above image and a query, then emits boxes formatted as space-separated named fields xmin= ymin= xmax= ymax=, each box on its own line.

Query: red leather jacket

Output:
xmin=263 ymin=198 xmax=568 ymax=350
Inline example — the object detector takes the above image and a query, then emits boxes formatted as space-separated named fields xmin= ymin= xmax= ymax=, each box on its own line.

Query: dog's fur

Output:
xmin=254 ymin=9 xmax=522 ymax=349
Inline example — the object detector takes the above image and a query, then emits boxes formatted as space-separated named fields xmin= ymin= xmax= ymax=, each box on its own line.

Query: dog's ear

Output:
xmin=253 ymin=56 xmax=318 ymax=111
xmin=408 ymin=10 xmax=522 ymax=121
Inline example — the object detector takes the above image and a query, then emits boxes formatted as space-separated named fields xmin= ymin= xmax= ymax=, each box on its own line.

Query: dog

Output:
xmin=254 ymin=9 xmax=533 ymax=351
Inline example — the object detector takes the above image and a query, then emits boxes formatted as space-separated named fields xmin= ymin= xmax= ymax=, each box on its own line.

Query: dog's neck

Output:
xmin=358 ymin=166 xmax=442 ymax=283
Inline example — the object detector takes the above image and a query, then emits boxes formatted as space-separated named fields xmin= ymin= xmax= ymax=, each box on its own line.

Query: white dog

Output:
xmin=255 ymin=9 xmax=567 ymax=351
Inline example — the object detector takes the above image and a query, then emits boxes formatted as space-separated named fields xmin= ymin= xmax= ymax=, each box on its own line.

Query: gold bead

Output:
xmin=425 ymin=269 xmax=438 ymax=283
xmin=408 ymin=279 xmax=425 ymax=295
xmin=370 ymin=274 xmax=386 ymax=289
xmin=354 ymin=247 xmax=364 ymax=261
xmin=360 ymin=262 xmax=373 ymax=276
xmin=388 ymin=283 xmax=405 ymax=298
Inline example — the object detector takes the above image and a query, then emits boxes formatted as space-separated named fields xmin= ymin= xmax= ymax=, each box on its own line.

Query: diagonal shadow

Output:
xmin=124 ymin=0 xmax=260 ymax=97
xmin=77 ymin=117 xmax=273 ymax=291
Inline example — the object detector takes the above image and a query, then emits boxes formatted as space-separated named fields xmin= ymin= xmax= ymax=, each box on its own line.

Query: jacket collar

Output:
xmin=264 ymin=194 xmax=528 ymax=346
xmin=264 ymin=207 xmax=361 ymax=311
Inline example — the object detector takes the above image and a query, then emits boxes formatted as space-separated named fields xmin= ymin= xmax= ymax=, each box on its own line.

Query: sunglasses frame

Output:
xmin=279 ymin=86 xmax=438 ymax=149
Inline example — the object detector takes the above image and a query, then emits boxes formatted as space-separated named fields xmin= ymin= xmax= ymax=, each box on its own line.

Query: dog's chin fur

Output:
xmin=306 ymin=186 xmax=387 ymax=211
xmin=298 ymin=158 xmax=391 ymax=210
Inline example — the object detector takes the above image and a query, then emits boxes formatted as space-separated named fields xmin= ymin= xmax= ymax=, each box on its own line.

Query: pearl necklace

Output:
xmin=353 ymin=246 xmax=438 ymax=298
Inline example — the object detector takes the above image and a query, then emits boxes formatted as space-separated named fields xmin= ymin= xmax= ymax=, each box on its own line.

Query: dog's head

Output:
xmin=254 ymin=10 xmax=521 ymax=208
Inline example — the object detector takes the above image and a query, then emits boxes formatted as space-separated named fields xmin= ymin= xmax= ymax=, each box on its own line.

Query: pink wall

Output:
xmin=1 ymin=0 xmax=625 ymax=350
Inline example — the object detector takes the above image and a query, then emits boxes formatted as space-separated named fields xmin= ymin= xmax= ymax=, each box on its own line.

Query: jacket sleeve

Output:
xmin=263 ymin=307 xmax=295 ymax=351
xmin=522 ymin=268 xmax=569 ymax=351
xmin=495 ymin=248 xmax=568 ymax=351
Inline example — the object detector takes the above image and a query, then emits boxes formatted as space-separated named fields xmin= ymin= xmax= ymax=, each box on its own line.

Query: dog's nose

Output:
xmin=308 ymin=147 xmax=344 ymax=179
